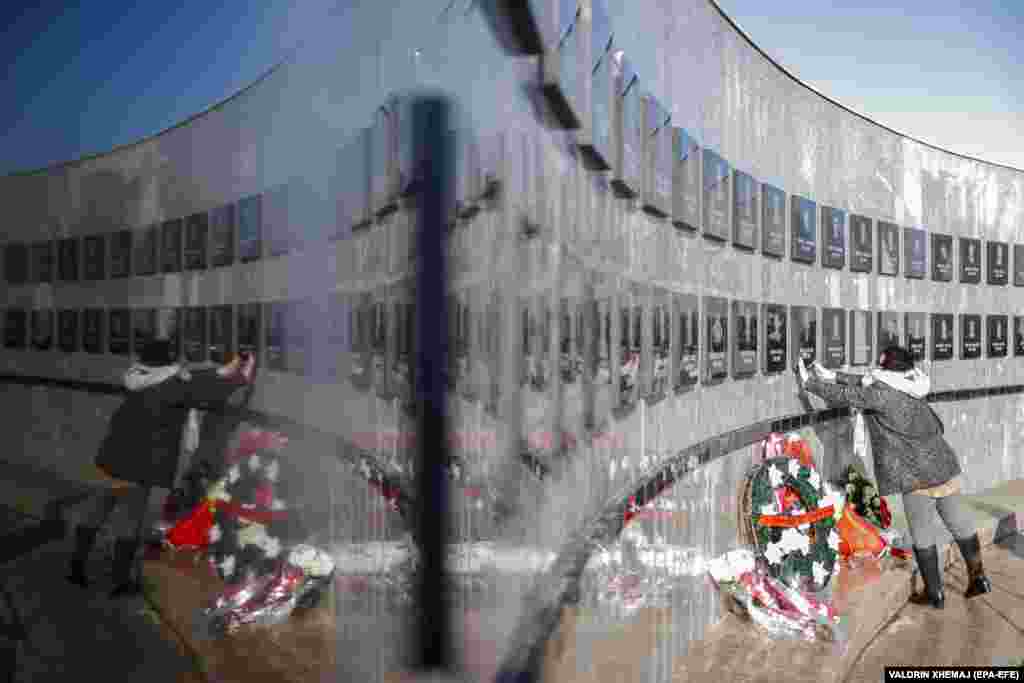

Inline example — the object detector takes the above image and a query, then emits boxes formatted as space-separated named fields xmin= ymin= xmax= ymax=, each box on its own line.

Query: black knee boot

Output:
xmin=110 ymin=538 xmax=142 ymax=598
xmin=68 ymin=526 xmax=100 ymax=588
xmin=909 ymin=545 xmax=944 ymax=609
xmin=955 ymin=534 xmax=992 ymax=599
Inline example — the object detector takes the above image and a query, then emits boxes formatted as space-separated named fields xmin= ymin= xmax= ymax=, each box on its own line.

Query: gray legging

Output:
xmin=902 ymin=491 xmax=977 ymax=549
xmin=80 ymin=486 xmax=152 ymax=539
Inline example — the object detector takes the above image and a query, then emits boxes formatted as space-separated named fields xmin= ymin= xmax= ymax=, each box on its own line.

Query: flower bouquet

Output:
xmin=839 ymin=464 xmax=891 ymax=530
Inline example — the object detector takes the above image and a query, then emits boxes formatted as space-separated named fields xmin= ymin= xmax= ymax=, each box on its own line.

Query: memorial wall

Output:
xmin=1 ymin=0 xmax=1023 ymax=677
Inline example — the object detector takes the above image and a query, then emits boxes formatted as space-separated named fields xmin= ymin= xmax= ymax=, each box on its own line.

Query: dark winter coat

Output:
xmin=805 ymin=374 xmax=961 ymax=497
xmin=95 ymin=369 xmax=247 ymax=490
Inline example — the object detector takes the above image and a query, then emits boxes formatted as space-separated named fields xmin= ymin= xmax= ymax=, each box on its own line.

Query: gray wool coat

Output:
xmin=804 ymin=374 xmax=961 ymax=497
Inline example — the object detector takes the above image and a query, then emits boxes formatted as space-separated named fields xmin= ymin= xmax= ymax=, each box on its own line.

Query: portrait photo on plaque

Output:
xmin=208 ymin=305 xmax=234 ymax=363
xmin=82 ymin=309 xmax=105 ymax=354
xmin=108 ymin=309 xmax=131 ymax=355
xmin=4 ymin=243 xmax=28 ymax=284
xmin=959 ymin=237 xmax=981 ymax=283
xmin=592 ymin=293 xmax=614 ymax=394
xmin=877 ymin=312 xmax=901 ymax=353
xmin=57 ymin=238 xmax=79 ymax=281
xmin=133 ymin=226 xmax=158 ymax=276
xmin=671 ymin=128 xmax=701 ymax=232
xmin=904 ymin=313 xmax=926 ymax=361
xmin=184 ymin=212 xmax=208 ymax=270
xmin=931 ymin=233 xmax=953 ymax=282
xmin=821 ymin=307 xmax=846 ymax=368
xmin=58 ymin=309 xmax=79 ymax=352
xmin=849 ymin=310 xmax=872 ymax=366
xmin=931 ymin=314 xmax=954 ymax=361
xmin=987 ymin=315 xmax=1008 ymax=357
xmin=673 ymin=293 xmax=700 ymax=391
xmin=83 ymin=234 xmax=106 ymax=280
xmin=820 ymin=206 xmax=845 ymax=269
xmin=761 ymin=184 xmax=786 ymax=257
xmin=1014 ymin=316 xmax=1024 ymax=357
xmin=109 ymin=230 xmax=132 ymax=278
xmin=30 ymin=309 xmax=53 ymax=351
xmin=762 ymin=304 xmax=787 ymax=374
xmin=265 ymin=302 xmax=286 ymax=371
xmin=790 ymin=195 xmax=816 ymax=263
xmin=4 ymin=309 xmax=26 ymax=349
xmin=616 ymin=293 xmax=640 ymax=410
xmin=987 ymin=241 xmax=1008 ymax=285
xmin=732 ymin=170 xmax=758 ymax=250
xmin=209 ymin=204 xmax=236 ymax=268
xmin=157 ymin=308 xmax=182 ymax=359
xmin=649 ymin=290 xmax=672 ymax=398
xmin=904 ymin=228 xmax=926 ymax=279
xmin=849 ymin=214 xmax=873 ymax=272
xmin=161 ymin=219 xmax=183 ymax=273
xmin=131 ymin=309 xmax=157 ymax=350
xmin=182 ymin=307 xmax=207 ymax=362
xmin=702 ymin=150 xmax=730 ymax=241
xmin=960 ymin=314 xmax=981 ymax=359
xmin=703 ymin=296 xmax=728 ymax=383
xmin=877 ymin=221 xmax=899 ymax=276
xmin=1013 ymin=244 xmax=1024 ymax=287
xmin=791 ymin=305 xmax=817 ymax=365
xmin=31 ymin=241 xmax=54 ymax=283
xmin=237 ymin=303 xmax=262 ymax=356
xmin=237 ymin=194 xmax=263 ymax=262
xmin=732 ymin=300 xmax=758 ymax=377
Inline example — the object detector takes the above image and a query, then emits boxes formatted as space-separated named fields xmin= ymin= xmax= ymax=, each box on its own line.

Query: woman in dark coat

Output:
xmin=798 ymin=345 xmax=991 ymax=609
xmin=68 ymin=339 xmax=255 ymax=597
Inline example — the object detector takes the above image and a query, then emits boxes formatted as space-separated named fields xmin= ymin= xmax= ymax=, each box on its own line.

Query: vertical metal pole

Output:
xmin=413 ymin=94 xmax=453 ymax=675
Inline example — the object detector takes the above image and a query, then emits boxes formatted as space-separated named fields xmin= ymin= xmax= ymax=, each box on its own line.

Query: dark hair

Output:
xmin=138 ymin=338 xmax=177 ymax=367
xmin=879 ymin=345 xmax=914 ymax=372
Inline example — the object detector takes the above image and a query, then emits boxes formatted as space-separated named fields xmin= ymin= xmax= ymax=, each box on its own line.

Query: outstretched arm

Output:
xmin=123 ymin=363 xmax=182 ymax=391
xmin=804 ymin=376 xmax=887 ymax=411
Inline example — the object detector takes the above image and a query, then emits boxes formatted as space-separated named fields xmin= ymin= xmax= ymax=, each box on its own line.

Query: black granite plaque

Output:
xmin=265 ymin=302 xmax=286 ymax=371
xmin=30 ymin=310 xmax=53 ymax=351
xmin=1014 ymin=316 xmax=1024 ymax=357
xmin=370 ymin=104 xmax=400 ymax=217
xmin=821 ymin=206 xmax=845 ymax=269
xmin=182 ymin=307 xmax=207 ymax=362
xmin=58 ymin=238 xmax=79 ymax=282
xmin=4 ymin=243 xmax=27 ymax=285
xmin=108 ymin=309 xmax=131 ymax=355
xmin=82 ymin=309 xmax=104 ymax=354
xmin=671 ymin=129 xmax=701 ymax=232
xmin=237 ymin=303 xmax=261 ymax=356
xmin=960 ymin=314 xmax=981 ymax=359
xmin=586 ymin=47 xmax=614 ymax=172
xmin=285 ymin=300 xmax=312 ymax=376
xmin=1015 ymin=244 xmax=1024 ymax=287
xmin=849 ymin=310 xmax=872 ymax=367
xmin=157 ymin=308 xmax=182 ymax=360
xmin=264 ymin=184 xmax=293 ymax=258
xmin=931 ymin=314 xmax=954 ymax=361
xmin=732 ymin=300 xmax=758 ymax=377
xmin=161 ymin=219 xmax=182 ymax=273
xmin=131 ymin=309 xmax=156 ymax=353
xmin=673 ymin=293 xmax=699 ymax=390
xmin=732 ymin=171 xmax=758 ymax=250
xmin=904 ymin=313 xmax=926 ymax=361
xmin=849 ymin=214 xmax=873 ymax=272
xmin=987 ymin=315 xmax=1008 ymax=357
xmin=134 ymin=227 xmax=158 ymax=276
xmin=877 ymin=312 xmax=901 ymax=354
xmin=702 ymin=150 xmax=730 ymax=241
xmin=792 ymin=306 xmax=817 ymax=366
xmin=58 ymin=309 xmax=79 ymax=352
xmin=208 ymin=305 xmax=233 ymax=363
xmin=237 ymin=194 xmax=262 ymax=263
xmin=642 ymin=96 xmax=672 ymax=218
xmin=703 ymin=296 xmax=728 ymax=383
xmin=81 ymin=235 xmax=104 ymax=280
xmin=4 ymin=309 xmax=26 ymax=349
xmin=763 ymin=304 xmax=787 ymax=374
xmin=904 ymin=228 xmax=926 ymax=279
xmin=649 ymin=291 xmax=671 ymax=397
xmin=325 ymin=293 xmax=349 ymax=380
xmin=31 ymin=242 xmax=54 ymax=283
xmin=612 ymin=58 xmax=641 ymax=198
xmin=619 ymin=294 xmax=640 ymax=407
xmin=877 ymin=221 xmax=899 ymax=276
xmin=109 ymin=230 xmax=132 ymax=278
xmin=790 ymin=195 xmax=816 ymax=263
xmin=209 ymin=204 xmax=235 ymax=268
xmin=761 ymin=184 xmax=786 ymax=257
xmin=931 ymin=233 xmax=953 ymax=282
xmin=987 ymin=241 xmax=1008 ymax=285
xmin=184 ymin=213 xmax=208 ymax=270
xmin=959 ymin=237 xmax=981 ymax=283
xmin=821 ymin=308 xmax=846 ymax=368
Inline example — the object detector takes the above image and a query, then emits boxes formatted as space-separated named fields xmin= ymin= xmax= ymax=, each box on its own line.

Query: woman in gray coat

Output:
xmin=797 ymin=345 xmax=991 ymax=609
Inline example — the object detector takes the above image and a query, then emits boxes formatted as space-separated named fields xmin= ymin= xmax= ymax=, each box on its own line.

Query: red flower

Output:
xmin=879 ymin=498 xmax=892 ymax=529
xmin=254 ymin=484 xmax=275 ymax=509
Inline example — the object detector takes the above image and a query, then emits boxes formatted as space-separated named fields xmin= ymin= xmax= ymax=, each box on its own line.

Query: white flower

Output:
xmin=248 ymin=454 xmax=261 ymax=471
xmin=808 ymin=469 xmax=820 ymax=491
xmin=220 ymin=555 xmax=236 ymax=578
xmin=780 ymin=527 xmax=810 ymax=555
xmin=760 ymin=503 xmax=778 ymax=515
xmin=819 ymin=487 xmax=845 ymax=521
xmin=260 ymin=535 xmax=281 ymax=559
xmin=764 ymin=542 xmax=784 ymax=565
xmin=812 ymin=561 xmax=828 ymax=586
xmin=207 ymin=480 xmax=230 ymax=502
xmin=788 ymin=458 xmax=802 ymax=478
xmin=264 ymin=460 xmax=279 ymax=482
xmin=271 ymin=499 xmax=286 ymax=511
xmin=209 ymin=525 xmax=222 ymax=543
xmin=846 ymin=484 xmax=855 ymax=495
xmin=828 ymin=529 xmax=840 ymax=552
xmin=228 ymin=465 xmax=241 ymax=484
xmin=768 ymin=464 xmax=784 ymax=488
xmin=819 ymin=604 xmax=829 ymax=619
xmin=289 ymin=545 xmax=336 ymax=577
xmin=236 ymin=523 xmax=268 ymax=549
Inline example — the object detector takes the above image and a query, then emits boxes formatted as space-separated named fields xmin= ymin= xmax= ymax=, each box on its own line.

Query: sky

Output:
xmin=0 ymin=1 xmax=1021 ymax=176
